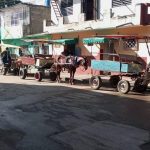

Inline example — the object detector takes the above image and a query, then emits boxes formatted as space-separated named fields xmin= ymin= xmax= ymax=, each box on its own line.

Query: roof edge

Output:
xmin=0 ymin=2 xmax=50 ymax=10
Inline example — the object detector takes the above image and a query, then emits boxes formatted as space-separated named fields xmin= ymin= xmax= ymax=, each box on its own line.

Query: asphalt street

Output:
xmin=0 ymin=75 xmax=150 ymax=150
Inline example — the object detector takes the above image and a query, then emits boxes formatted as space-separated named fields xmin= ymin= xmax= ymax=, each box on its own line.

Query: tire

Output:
xmin=19 ymin=68 xmax=27 ymax=79
xmin=133 ymin=78 xmax=147 ymax=93
xmin=49 ymin=72 xmax=57 ymax=81
xmin=89 ymin=76 xmax=102 ymax=90
xmin=34 ymin=71 xmax=43 ymax=82
xmin=117 ymin=80 xmax=130 ymax=94
xmin=109 ymin=75 xmax=120 ymax=88
xmin=13 ymin=68 xmax=19 ymax=76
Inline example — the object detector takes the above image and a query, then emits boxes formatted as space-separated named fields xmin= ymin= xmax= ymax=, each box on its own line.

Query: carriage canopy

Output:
xmin=49 ymin=38 xmax=78 ymax=45
xmin=83 ymin=37 xmax=109 ymax=44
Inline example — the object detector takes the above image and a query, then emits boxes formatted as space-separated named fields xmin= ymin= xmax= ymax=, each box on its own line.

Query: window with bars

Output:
xmin=123 ymin=39 xmax=137 ymax=50
xmin=112 ymin=0 xmax=132 ymax=8
xmin=61 ymin=0 xmax=73 ymax=16
xmin=82 ymin=0 xmax=96 ymax=20
xmin=11 ymin=12 xmax=24 ymax=26
xmin=4 ymin=13 xmax=11 ymax=27
xmin=4 ymin=8 xmax=29 ymax=27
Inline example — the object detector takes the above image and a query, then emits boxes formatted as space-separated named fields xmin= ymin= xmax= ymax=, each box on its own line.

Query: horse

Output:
xmin=51 ymin=55 xmax=88 ymax=85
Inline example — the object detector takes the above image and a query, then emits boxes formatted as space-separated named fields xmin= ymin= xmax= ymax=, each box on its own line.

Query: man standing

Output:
xmin=1 ymin=47 xmax=12 ymax=66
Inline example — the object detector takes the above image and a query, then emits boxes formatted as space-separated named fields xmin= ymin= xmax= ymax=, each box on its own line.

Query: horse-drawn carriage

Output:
xmin=18 ymin=38 xmax=88 ymax=83
xmin=0 ymin=56 xmax=19 ymax=75
xmin=0 ymin=44 xmax=21 ymax=75
xmin=89 ymin=55 xmax=150 ymax=94
xmin=17 ymin=53 xmax=57 ymax=82
xmin=18 ymin=54 xmax=88 ymax=83
xmin=86 ymin=35 xmax=150 ymax=94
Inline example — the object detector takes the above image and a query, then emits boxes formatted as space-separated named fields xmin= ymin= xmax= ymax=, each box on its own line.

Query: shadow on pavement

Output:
xmin=0 ymin=81 xmax=150 ymax=150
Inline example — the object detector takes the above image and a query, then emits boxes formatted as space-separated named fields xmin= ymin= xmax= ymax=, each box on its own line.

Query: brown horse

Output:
xmin=51 ymin=56 xmax=88 ymax=84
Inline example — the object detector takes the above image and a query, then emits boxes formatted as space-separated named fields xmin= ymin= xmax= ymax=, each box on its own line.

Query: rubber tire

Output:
xmin=109 ymin=75 xmax=120 ymax=88
xmin=133 ymin=78 xmax=147 ymax=93
xmin=89 ymin=76 xmax=102 ymax=90
xmin=34 ymin=72 xmax=43 ymax=82
xmin=19 ymin=69 xmax=27 ymax=79
xmin=49 ymin=72 xmax=57 ymax=81
xmin=117 ymin=80 xmax=130 ymax=94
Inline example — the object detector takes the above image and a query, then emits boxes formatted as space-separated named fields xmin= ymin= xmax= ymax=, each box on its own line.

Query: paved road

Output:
xmin=0 ymin=75 xmax=150 ymax=150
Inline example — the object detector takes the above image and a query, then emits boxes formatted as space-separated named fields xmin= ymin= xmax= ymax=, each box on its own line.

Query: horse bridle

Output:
xmin=78 ymin=57 xmax=88 ymax=71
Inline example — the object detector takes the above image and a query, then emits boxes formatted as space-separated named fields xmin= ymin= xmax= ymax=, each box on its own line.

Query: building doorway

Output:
xmin=64 ymin=44 xmax=75 ymax=56
xmin=81 ymin=0 xmax=100 ymax=20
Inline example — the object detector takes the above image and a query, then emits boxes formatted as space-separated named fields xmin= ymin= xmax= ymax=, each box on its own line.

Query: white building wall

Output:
xmin=21 ymin=0 xmax=150 ymax=62
xmin=21 ymin=0 xmax=150 ymax=26
xmin=2 ymin=25 xmax=23 ymax=39
xmin=1 ymin=5 xmax=30 ymax=39
xmin=21 ymin=0 xmax=45 ymax=5
xmin=132 ymin=0 xmax=150 ymax=5
xmin=101 ymin=0 xmax=112 ymax=18
xmin=45 ymin=0 xmax=150 ymax=32
xmin=50 ymin=0 xmax=82 ymax=25
xmin=138 ymin=43 xmax=150 ymax=64
xmin=63 ymin=0 xmax=81 ymax=24
xmin=51 ymin=4 xmax=58 ymax=25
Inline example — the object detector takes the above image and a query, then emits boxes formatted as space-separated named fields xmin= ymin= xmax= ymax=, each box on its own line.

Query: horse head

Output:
xmin=77 ymin=56 xmax=88 ymax=70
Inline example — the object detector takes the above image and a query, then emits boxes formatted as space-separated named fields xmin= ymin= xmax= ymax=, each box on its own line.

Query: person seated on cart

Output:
xmin=57 ymin=46 xmax=69 ymax=63
xmin=19 ymin=48 xmax=23 ymax=56
xmin=146 ymin=62 xmax=150 ymax=72
xmin=1 ymin=47 xmax=12 ymax=67
xmin=60 ymin=51 xmax=76 ymax=64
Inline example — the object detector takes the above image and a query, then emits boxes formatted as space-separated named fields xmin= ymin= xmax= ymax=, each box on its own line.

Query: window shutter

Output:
xmin=61 ymin=0 xmax=73 ymax=16
xmin=112 ymin=0 xmax=132 ymax=8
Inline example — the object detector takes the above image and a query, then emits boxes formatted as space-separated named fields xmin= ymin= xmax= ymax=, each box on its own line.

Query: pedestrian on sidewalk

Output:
xmin=1 ymin=47 xmax=12 ymax=67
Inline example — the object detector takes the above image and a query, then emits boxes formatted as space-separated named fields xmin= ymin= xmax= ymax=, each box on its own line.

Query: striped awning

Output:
xmin=49 ymin=38 xmax=78 ymax=45
xmin=2 ymin=38 xmax=30 ymax=46
xmin=24 ymin=33 xmax=52 ymax=40
xmin=83 ymin=37 xmax=109 ymax=44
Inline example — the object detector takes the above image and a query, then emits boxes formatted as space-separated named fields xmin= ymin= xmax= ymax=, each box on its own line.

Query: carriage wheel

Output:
xmin=109 ymin=75 xmax=120 ymax=88
xmin=117 ymin=80 xmax=130 ymax=94
xmin=89 ymin=76 xmax=102 ymax=90
xmin=19 ymin=68 xmax=27 ymax=79
xmin=34 ymin=71 xmax=43 ymax=82
xmin=133 ymin=78 xmax=147 ymax=93
xmin=12 ymin=68 xmax=19 ymax=76
xmin=49 ymin=72 xmax=57 ymax=81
